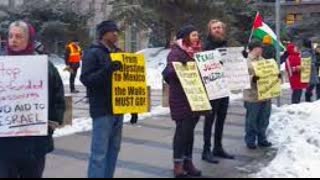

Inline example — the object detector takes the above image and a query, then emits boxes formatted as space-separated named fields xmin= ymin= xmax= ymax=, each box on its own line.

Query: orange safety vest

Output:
xmin=68 ymin=43 xmax=82 ymax=63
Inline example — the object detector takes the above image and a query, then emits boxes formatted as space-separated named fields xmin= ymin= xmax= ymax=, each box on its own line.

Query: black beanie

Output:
xmin=96 ymin=20 xmax=119 ymax=39
xmin=176 ymin=25 xmax=197 ymax=40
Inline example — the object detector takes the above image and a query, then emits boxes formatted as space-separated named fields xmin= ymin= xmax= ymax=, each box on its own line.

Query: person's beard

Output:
xmin=210 ymin=32 xmax=226 ymax=43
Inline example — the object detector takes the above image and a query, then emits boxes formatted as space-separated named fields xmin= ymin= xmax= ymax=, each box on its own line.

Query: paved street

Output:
xmin=43 ymin=86 xmax=293 ymax=178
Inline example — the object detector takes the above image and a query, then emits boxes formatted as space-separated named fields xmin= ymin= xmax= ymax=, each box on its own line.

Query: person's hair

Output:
xmin=207 ymin=19 xmax=226 ymax=35
xmin=9 ymin=21 xmax=29 ymax=39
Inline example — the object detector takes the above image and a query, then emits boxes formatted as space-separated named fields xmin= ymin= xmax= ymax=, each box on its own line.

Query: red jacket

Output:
xmin=285 ymin=43 xmax=309 ymax=90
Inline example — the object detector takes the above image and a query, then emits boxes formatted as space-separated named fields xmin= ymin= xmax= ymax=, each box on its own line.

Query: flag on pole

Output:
xmin=251 ymin=12 xmax=285 ymax=51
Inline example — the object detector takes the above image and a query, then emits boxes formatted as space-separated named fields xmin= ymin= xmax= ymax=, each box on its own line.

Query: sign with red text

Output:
xmin=194 ymin=51 xmax=230 ymax=100
xmin=0 ymin=56 xmax=48 ymax=137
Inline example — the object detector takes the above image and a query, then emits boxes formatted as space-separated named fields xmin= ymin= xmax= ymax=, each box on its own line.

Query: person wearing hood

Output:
xmin=302 ymin=39 xmax=320 ymax=101
xmin=80 ymin=20 xmax=123 ymax=178
xmin=162 ymin=25 xmax=203 ymax=178
xmin=202 ymin=19 xmax=235 ymax=164
xmin=262 ymin=35 xmax=276 ymax=60
xmin=0 ymin=21 xmax=65 ymax=178
xmin=285 ymin=43 xmax=309 ymax=104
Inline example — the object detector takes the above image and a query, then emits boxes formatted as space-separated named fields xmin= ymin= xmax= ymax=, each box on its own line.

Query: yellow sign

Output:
xmin=173 ymin=62 xmax=212 ymax=112
xmin=252 ymin=59 xmax=281 ymax=101
xmin=111 ymin=53 xmax=148 ymax=114
xmin=301 ymin=58 xmax=312 ymax=83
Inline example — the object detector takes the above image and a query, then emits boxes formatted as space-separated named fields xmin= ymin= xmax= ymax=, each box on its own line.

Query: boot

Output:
xmin=213 ymin=147 xmax=235 ymax=160
xmin=183 ymin=160 xmax=202 ymax=177
xmin=174 ymin=162 xmax=188 ymax=178
xmin=202 ymin=150 xmax=219 ymax=164
xmin=258 ymin=141 xmax=273 ymax=148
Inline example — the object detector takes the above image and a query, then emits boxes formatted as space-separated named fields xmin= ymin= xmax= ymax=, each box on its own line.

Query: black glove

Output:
xmin=252 ymin=76 xmax=260 ymax=83
xmin=219 ymin=61 xmax=224 ymax=65
xmin=278 ymin=73 xmax=282 ymax=79
xmin=110 ymin=61 xmax=123 ymax=72
xmin=130 ymin=114 xmax=138 ymax=125
xmin=242 ymin=50 xmax=248 ymax=58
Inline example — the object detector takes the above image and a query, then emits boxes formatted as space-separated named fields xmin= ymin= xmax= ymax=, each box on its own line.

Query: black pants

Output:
xmin=306 ymin=84 xmax=320 ymax=102
xmin=203 ymin=97 xmax=230 ymax=151
xmin=69 ymin=63 xmax=80 ymax=91
xmin=292 ymin=90 xmax=303 ymax=104
xmin=0 ymin=156 xmax=45 ymax=178
xmin=173 ymin=118 xmax=199 ymax=162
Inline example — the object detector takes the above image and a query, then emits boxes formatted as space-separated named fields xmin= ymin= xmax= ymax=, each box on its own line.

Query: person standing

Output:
xmin=163 ymin=25 xmax=203 ymax=178
xmin=202 ymin=19 xmax=234 ymax=164
xmin=65 ymin=39 xmax=82 ymax=94
xmin=80 ymin=20 xmax=124 ymax=178
xmin=0 ymin=21 xmax=65 ymax=178
xmin=243 ymin=41 xmax=276 ymax=150
xmin=285 ymin=43 xmax=309 ymax=104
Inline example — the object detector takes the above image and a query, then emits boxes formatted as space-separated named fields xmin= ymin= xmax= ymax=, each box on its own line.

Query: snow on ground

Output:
xmin=254 ymin=101 xmax=320 ymax=178
xmin=54 ymin=106 xmax=170 ymax=138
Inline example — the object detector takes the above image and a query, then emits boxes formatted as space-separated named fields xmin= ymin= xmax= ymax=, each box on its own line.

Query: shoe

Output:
xmin=183 ymin=160 xmax=202 ymax=177
xmin=247 ymin=144 xmax=257 ymax=150
xmin=258 ymin=141 xmax=273 ymax=148
xmin=213 ymin=148 xmax=235 ymax=159
xmin=174 ymin=162 xmax=188 ymax=178
xmin=202 ymin=150 xmax=219 ymax=164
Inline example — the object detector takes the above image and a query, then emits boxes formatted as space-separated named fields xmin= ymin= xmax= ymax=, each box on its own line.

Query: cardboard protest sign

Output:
xmin=252 ymin=59 xmax=281 ymax=100
xmin=111 ymin=53 xmax=149 ymax=114
xmin=0 ymin=56 xmax=48 ymax=137
xmin=218 ymin=47 xmax=251 ymax=91
xmin=194 ymin=51 xmax=230 ymax=100
xmin=301 ymin=57 xmax=312 ymax=83
xmin=173 ymin=62 xmax=212 ymax=112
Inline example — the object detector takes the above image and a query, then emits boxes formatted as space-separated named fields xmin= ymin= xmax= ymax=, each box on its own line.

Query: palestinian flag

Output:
xmin=252 ymin=12 xmax=285 ymax=51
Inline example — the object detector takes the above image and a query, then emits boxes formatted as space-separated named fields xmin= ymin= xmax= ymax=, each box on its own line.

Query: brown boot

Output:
xmin=183 ymin=160 xmax=202 ymax=177
xmin=174 ymin=162 xmax=188 ymax=178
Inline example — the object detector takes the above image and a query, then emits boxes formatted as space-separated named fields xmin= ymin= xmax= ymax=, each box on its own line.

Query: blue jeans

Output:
xmin=244 ymin=101 xmax=271 ymax=146
xmin=88 ymin=115 xmax=124 ymax=178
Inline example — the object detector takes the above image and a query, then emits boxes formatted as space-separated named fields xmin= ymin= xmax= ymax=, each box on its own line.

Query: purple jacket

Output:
xmin=163 ymin=45 xmax=199 ymax=121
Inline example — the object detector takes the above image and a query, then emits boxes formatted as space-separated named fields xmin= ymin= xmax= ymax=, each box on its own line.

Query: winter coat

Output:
xmin=285 ymin=44 xmax=309 ymax=90
xmin=301 ymin=47 xmax=319 ymax=85
xmin=204 ymin=37 xmax=228 ymax=51
xmin=80 ymin=42 xmax=121 ymax=118
xmin=0 ymin=60 xmax=66 ymax=159
xmin=163 ymin=45 xmax=202 ymax=121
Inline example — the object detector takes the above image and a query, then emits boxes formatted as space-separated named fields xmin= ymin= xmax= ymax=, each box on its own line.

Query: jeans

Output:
xmin=244 ymin=101 xmax=271 ymax=145
xmin=88 ymin=115 xmax=124 ymax=178
xmin=292 ymin=90 xmax=303 ymax=104
xmin=306 ymin=84 xmax=320 ymax=102
xmin=173 ymin=118 xmax=199 ymax=162
xmin=203 ymin=97 xmax=229 ymax=151
xmin=0 ymin=156 xmax=45 ymax=178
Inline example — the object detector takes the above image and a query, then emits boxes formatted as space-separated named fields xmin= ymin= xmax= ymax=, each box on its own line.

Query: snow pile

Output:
xmin=53 ymin=106 xmax=170 ymax=138
xmin=254 ymin=101 xmax=320 ymax=178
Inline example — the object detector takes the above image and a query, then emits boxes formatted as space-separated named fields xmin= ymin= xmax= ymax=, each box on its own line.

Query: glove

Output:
xmin=252 ymin=76 xmax=260 ymax=83
xmin=130 ymin=114 xmax=138 ymax=125
xmin=278 ymin=73 xmax=282 ymax=79
xmin=242 ymin=47 xmax=249 ymax=58
xmin=111 ymin=61 xmax=123 ymax=72
xmin=219 ymin=61 xmax=224 ymax=65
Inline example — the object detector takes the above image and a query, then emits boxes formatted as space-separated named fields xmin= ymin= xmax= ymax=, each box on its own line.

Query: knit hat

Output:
xmin=248 ymin=40 xmax=263 ymax=51
xmin=176 ymin=25 xmax=197 ymax=40
xmin=96 ymin=20 xmax=119 ymax=39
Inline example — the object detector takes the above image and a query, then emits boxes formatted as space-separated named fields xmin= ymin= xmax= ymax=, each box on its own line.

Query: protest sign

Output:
xmin=301 ymin=57 xmax=312 ymax=83
xmin=0 ymin=56 xmax=48 ymax=137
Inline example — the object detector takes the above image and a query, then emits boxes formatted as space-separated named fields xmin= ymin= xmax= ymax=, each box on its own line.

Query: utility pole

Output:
xmin=276 ymin=0 xmax=281 ymax=107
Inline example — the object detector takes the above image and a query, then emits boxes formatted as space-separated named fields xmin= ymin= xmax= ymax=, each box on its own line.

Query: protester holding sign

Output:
xmin=243 ymin=41 xmax=277 ymax=150
xmin=80 ymin=20 xmax=123 ymax=178
xmin=163 ymin=25 xmax=203 ymax=178
xmin=0 ymin=21 xmax=65 ymax=178
xmin=202 ymin=19 xmax=234 ymax=164
xmin=285 ymin=43 xmax=309 ymax=104
xmin=303 ymin=39 xmax=320 ymax=102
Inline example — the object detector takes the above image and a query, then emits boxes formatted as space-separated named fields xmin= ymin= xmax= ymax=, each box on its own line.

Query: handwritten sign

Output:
xmin=111 ymin=53 xmax=149 ymax=114
xmin=173 ymin=62 xmax=212 ymax=112
xmin=218 ymin=47 xmax=251 ymax=91
xmin=252 ymin=59 xmax=281 ymax=100
xmin=0 ymin=56 xmax=48 ymax=137
xmin=194 ymin=51 xmax=230 ymax=100
xmin=301 ymin=57 xmax=312 ymax=83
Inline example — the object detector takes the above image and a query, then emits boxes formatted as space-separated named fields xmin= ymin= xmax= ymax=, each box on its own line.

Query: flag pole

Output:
xmin=248 ymin=12 xmax=259 ymax=44
xmin=276 ymin=0 xmax=281 ymax=107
